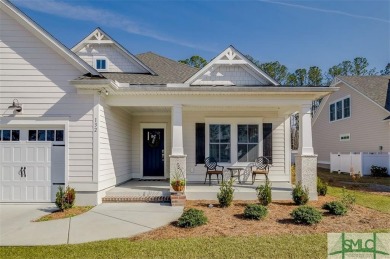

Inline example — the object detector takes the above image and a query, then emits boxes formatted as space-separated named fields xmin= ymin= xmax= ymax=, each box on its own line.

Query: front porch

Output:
xmin=102 ymin=179 xmax=293 ymax=202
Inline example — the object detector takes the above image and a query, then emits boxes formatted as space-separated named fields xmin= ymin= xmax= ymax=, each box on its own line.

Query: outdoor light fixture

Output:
xmin=98 ymin=88 xmax=109 ymax=96
xmin=8 ymin=99 xmax=22 ymax=112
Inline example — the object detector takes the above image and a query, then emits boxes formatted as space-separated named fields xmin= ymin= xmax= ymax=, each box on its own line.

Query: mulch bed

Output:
xmin=131 ymin=196 xmax=390 ymax=241
xmin=33 ymin=206 xmax=93 ymax=222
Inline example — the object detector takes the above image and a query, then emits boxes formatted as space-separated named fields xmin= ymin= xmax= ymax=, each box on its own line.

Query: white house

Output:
xmin=0 ymin=0 xmax=336 ymax=205
xmin=313 ymin=76 xmax=390 ymax=171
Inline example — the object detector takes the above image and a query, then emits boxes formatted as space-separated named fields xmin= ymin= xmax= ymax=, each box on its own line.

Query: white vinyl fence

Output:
xmin=330 ymin=152 xmax=390 ymax=176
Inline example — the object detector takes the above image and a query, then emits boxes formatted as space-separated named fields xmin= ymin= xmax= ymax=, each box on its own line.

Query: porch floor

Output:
xmin=104 ymin=180 xmax=293 ymax=201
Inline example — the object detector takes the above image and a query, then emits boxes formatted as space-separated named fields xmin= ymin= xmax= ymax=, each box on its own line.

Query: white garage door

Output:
xmin=0 ymin=142 xmax=52 ymax=202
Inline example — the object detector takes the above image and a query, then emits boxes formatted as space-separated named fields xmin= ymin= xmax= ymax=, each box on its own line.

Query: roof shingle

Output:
xmin=101 ymin=52 xmax=199 ymax=85
xmin=337 ymin=76 xmax=390 ymax=112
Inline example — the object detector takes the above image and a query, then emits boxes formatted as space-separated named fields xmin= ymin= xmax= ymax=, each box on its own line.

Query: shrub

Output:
xmin=340 ymin=187 xmax=356 ymax=209
xmin=370 ymin=165 xmax=389 ymax=177
xmin=217 ymin=179 xmax=234 ymax=207
xmin=291 ymin=164 xmax=296 ymax=184
xmin=292 ymin=182 xmax=309 ymax=205
xmin=55 ymin=186 xmax=76 ymax=211
xmin=317 ymin=177 xmax=328 ymax=196
xmin=256 ymin=179 xmax=272 ymax=206
xmin=322 ymin=201 xmax=347 ymax=216
xmin=177 ymin=208 xmax=207 ymax=228
xmin=244 ymin=204 xmax=268 ymax=220
xmin=291 ymin=205 xmax=322 ymax=225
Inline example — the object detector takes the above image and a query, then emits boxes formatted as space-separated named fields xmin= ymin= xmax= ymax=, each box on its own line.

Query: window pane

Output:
xmin=209 ymin=125 xmax=219 ymax=143
xmin=220 ymin=144 xmax=230 ymax=162
xmin=210 ymin=144 xmax=219 ymax=161
xmin=336 ymin=101 xmax=342 ymax=120
xmin=344 ymin=98 xmax=350 ymax=118
xmin=47 ymin=130 xmax=55 ymax=141
xmin=29 ymin=130 xmax=37 ymax=141
xmin=37 ymin=130 xmax=46 ymax=141
xmin=248 ymin=125 xmax=258 ymax=143
xmin=56 ymin=130 xmax=64 ymax=141
xmin=220 ymin=125 xmax=230 ymax=143
xmin=3 ymin=130 xmax=10 ymax=141
xmin=330 ymin=103 xmax=335 ymax=121
xmin=237 ymin=144 xmax=248 ymax=162
xmin=248 ymin=144 xmax=258 ymax=162
xmin=237 ymin=125 xmax=248 ymax=143
xmin=12 ymin=130 xmax=20 ymax=141
xmin=101 ymin=60 xmax=106 ymax=69
xmin=0 ymin=130 xmax=2 ymax=141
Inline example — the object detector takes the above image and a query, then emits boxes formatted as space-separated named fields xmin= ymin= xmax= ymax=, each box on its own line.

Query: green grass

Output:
xmin=1 ymin=234 xmax=328 ymax=259
xmin=317 ymin=168 xmax=390 ymax=186
xmin=327 ymin=186 xmax=390 ymax=213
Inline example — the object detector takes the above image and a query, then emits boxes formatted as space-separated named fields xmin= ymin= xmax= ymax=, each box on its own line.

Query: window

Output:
xmin=209 ymin=124 xmax=230 ymax=162
xmin=330 ymin=104 xmax=335 ymax=121
xmin=95 ymin=58 xmax=107 ymax=70
xmin=28 ymin=130 xmax=64 ymax=142
xmin=340 ymin=133 xmax=350 ymax=141
xmin=0 ymin=130 xmax=19 ymax=141
xmin=330 ymin=97 xmax=351 ymax=122
xmin=237 ymin=125 xmax=258 ymax=162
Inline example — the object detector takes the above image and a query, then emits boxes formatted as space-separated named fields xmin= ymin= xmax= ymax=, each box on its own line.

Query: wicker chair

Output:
xmin=204 ymin=157 xmax=224 ymax=186
xmin=251 ymin=156 xmax=270 ymax=184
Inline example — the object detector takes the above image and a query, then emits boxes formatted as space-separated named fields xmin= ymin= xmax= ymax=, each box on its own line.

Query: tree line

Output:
xmin=179 ymin=55 xmax=390 ymax=86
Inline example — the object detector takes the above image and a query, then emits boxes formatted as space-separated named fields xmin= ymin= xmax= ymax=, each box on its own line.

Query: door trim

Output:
xmin=140 ymin=123 xmax=166 ymax=178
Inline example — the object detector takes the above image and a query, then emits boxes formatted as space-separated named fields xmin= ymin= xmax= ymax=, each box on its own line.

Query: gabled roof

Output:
xmin=336 ymin=76 xmax=390 ymax=112
xmin=185 ymin=45 xmax=279 ymax=86
xmin=101 ymin=52 xmax=199 ymax=85
xmin=72 ymin=28 xmax=156 ymax=75
xmin=0 ymin=0 xmax=99 ymax=76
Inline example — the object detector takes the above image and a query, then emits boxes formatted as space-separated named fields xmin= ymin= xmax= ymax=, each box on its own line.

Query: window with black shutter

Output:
xmin=263 ymin=123 xmax=272 ymax=164
xmin=195 ymin=123 xmax=205 ymax=164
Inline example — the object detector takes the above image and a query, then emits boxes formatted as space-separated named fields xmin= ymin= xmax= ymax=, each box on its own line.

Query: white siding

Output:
xmin=76 ymin=45 xmax=147 ymax=73
xmin=0 ymin=9 xmax=94 ymax=183
xmin=313 ymin=82 xmax=390 ymax=164
xmin=98 ymin=99 xmax=132 ymax=190
xmin=192 ymin=65 xmax=264 ymax=86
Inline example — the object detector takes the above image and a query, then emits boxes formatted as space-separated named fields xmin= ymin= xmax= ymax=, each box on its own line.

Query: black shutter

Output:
xmin=195 ymin=123 xmax=205 ymax=164
xmin=263 ymin=123 xmax=273 ymax=164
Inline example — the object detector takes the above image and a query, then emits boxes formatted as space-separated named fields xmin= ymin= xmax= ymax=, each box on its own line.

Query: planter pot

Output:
xmin=172 ymin=185 xmax=185 ymax=192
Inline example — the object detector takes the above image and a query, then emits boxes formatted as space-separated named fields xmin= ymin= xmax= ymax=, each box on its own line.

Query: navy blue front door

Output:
xmin=143 ymin=128 xmax=164 ymax=177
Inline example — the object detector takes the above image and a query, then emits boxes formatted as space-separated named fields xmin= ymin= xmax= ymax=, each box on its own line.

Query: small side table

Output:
xmin=226 ymin=166 xmax=246 ymax=183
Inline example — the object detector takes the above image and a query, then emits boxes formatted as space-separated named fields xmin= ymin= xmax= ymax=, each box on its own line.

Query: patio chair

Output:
xmin=251 ymin=156 xmax=270 ymax=184
xmin=204 ymin=157 xmax=224 ymax=186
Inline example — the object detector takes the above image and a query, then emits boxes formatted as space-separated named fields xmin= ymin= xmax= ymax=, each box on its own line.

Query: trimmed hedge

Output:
xmin=291 ymin=205 xmax=322 ymax=225
xmin=177 ymin=208 xmax=208 ymax=228
xmin=244 ymin=204 xmax=268 ymax=220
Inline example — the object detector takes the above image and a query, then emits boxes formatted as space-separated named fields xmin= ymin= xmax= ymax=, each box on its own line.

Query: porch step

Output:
xmin=102 ymin=195 xmax=171 ymax=203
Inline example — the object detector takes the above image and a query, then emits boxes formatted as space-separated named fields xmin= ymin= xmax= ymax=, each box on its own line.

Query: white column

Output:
xmin=298 ymin=103 xmax=314 ymax=155
xmin=171 ymin=104 xmax=184 ymax=155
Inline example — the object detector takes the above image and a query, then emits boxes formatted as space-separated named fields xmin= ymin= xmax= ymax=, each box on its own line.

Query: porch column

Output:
xmin=295 ymin=103 xmax=318 ymax=200
xmin=170 ymin=104 xmax=187 ymax=193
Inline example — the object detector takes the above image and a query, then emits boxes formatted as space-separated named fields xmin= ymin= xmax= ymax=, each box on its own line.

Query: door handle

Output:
xmin=20 ymin=167 xmax=23 ymax=177
xmin=23 ymin=167 xmax=26 ymax=177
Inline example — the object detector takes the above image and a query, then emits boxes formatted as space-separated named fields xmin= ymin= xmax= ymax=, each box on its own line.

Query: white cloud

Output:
xmin=12 ymin=0 xmax=217 ymax=51
xmin=259 ymin=0 xmax=390 ymax=24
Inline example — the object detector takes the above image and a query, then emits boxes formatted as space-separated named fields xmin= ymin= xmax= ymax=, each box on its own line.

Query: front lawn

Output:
xmin=0 ymin=234 xmax=327 ymax=258
xmin=327 ymin=186 xmax=390 ymax=213
xmin=318 ymin=168 xmax=390 ymax=187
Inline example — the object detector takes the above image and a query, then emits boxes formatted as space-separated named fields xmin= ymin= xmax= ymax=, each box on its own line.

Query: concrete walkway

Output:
xmin=0 ymin=203 xmax=183 ymax=246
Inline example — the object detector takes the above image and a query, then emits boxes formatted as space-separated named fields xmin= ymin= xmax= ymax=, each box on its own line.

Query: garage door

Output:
xmin=0 ymin=142 xmax=52 ymax=202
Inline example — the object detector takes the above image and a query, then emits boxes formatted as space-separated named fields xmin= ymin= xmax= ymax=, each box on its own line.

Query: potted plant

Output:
xmin=171 ymin=163 xmax=186 ymax=192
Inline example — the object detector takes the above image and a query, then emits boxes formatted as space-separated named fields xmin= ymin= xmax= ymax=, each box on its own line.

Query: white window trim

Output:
xmin=340 ymin=133 xmax=351 ymax=142
xmin=205 ymin=117 xmax=263 ymax=165
xmin=329 ymin=95 xmax=351 ymax=123
xmin=93 ymin=56 xmax=109 ymax=72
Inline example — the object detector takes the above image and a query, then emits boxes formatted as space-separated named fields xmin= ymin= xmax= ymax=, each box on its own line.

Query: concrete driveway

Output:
xmin=0 ymin=203 xmax=183 ymax=246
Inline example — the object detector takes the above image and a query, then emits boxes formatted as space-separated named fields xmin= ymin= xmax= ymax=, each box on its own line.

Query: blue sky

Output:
xmin=12 ymin=0 xmax=390 ymax=73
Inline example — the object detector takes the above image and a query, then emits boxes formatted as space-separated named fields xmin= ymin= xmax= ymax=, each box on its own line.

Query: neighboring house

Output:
xmin=313 ymin=76 xmax=390 ymax=169
xmin=0 ymin=0 xmax=335 ymax=205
